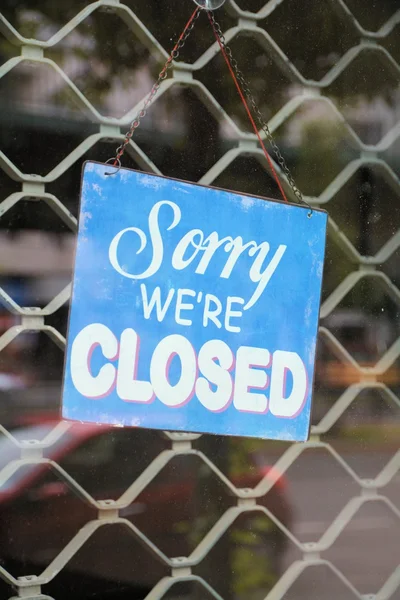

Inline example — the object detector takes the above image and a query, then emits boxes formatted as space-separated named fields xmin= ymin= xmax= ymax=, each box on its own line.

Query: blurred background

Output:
xmin=0 ymin=1 xmax=399 ymax=599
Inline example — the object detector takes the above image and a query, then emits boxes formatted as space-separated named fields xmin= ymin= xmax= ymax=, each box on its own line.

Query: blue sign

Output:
xmin=62 ymin=161 xmax=327 ymax=441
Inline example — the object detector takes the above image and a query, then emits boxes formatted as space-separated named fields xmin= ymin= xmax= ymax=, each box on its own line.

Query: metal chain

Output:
xmin=107 ymin=6 xmax=311 ymax=214
xmin=208 ymin=12 xmax=312 ymax=212
xmin=107 ymin=7 xmax=201 ymax=170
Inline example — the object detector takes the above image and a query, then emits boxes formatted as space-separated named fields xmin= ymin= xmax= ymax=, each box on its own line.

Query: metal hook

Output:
xmin=192 ymin=0 xmax=226 ymax=9
xmin=104 ymin=157 xmax=121 ymax=176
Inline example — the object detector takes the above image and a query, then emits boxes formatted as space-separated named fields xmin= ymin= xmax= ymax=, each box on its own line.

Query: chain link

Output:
xmin=108 ymin=7 xmax=201 ymax=169
xmin=208 ymin=12 xmax=312 ymax=212
xmin=108 ymin=7 xmax=311 ymax=214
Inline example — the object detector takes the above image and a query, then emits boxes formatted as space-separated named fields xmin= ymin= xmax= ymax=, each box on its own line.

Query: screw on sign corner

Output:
xmin=193 ymin=0 xmax=226 ymax=9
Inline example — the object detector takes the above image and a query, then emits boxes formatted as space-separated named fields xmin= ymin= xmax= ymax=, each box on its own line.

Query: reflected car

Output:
xmin=0 ymin=420 xmax=292 ymax=599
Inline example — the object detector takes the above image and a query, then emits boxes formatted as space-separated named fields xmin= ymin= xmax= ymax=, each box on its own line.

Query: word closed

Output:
xmin=62 ymin=162 xmax=327 ymax=441
xmin=71 ymin=324 xmax=307 ymax=417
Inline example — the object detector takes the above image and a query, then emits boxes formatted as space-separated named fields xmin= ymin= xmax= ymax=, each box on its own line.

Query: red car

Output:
xmin=0 ymin=420 xmax=292 ymax=599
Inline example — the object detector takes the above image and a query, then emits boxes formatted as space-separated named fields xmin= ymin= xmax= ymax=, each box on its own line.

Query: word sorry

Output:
xmin=70 ymin=324 xmax=308 ymax=418
xmin=108 ymin=200 xmax=287 ymax=311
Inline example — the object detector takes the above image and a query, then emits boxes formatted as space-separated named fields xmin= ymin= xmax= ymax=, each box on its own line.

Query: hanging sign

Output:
xmin=62 ymin=161 xmax=327 ymax=441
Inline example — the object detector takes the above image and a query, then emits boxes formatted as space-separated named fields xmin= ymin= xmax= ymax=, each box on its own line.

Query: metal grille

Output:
xmin=0 ymin=1 xmax=399 ymax=599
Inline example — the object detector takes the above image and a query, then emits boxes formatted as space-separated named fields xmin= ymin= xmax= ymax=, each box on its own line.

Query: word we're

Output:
xmin=141 ymin=285 xmax=245 ymax=332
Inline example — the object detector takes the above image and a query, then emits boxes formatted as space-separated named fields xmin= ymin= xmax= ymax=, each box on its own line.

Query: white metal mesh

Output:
xmin=0 ymin=1 xmax=399 ymax=599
